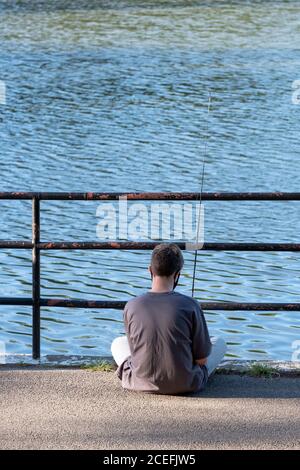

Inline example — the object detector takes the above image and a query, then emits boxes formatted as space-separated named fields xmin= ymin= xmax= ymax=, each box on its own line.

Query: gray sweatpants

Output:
xmin=111 ymin=336 xmax=227 ymax=376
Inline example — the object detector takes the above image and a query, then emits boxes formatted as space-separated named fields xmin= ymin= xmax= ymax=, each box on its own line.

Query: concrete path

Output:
xmin=0 ymin=369 xmax=299 ymax=450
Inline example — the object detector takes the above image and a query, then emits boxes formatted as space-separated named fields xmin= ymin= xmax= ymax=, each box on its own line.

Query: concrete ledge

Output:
xmin=218 ymin=359 xmax=300 ymax=376
xmin=1 ymin=354 xmax=300 ymax=376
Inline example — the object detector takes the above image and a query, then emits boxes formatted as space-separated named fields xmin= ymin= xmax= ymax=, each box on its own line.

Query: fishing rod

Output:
xmin=191 ymin=93 xmax=212 ymax=297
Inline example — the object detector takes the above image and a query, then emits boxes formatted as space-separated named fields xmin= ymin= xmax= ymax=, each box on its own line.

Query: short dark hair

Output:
xmin=150 ymin=243 xmax=184 ymax=277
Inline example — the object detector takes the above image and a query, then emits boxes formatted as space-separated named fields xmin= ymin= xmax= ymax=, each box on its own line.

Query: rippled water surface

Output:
xmin=1 ymin=0 xmax=300 ymax=360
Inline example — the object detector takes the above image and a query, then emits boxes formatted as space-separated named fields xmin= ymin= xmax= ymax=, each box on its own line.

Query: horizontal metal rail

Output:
xmin=1 ymin=241 xmax=300 ymax=251
xmin=1 ymin=191 xmax=300 ymax=200
xmin=1 ymin=191 xmax=300 ymax=360
xmin=0 ymin=297 xmax=300 ymax=311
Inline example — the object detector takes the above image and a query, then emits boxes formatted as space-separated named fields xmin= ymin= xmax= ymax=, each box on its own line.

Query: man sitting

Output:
xmin=111 ymin=243 xmax=227 ymax=394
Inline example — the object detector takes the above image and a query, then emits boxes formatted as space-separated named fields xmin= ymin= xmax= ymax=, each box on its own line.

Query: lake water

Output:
xmin=1 ymin=0 xmax=300 ymax=360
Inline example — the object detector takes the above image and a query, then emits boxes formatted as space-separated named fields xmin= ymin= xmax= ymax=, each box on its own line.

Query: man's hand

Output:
xmin=195 ymin=358 xmax=207 ymax=366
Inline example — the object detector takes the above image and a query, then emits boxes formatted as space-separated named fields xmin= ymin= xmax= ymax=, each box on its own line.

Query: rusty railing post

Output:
xmin=32 ymin=195 xmax=40 ymax=359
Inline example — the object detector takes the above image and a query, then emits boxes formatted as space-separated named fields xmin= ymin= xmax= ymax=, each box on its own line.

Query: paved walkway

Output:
xmin=0 ymin=369 xmax=299 ymax=449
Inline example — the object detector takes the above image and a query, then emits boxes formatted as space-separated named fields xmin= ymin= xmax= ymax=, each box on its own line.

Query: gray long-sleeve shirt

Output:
xmin=117 ymin=291 xmax=212 ymax=394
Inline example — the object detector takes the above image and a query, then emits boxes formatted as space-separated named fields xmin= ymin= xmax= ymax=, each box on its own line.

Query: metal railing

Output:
xmin=1 ymin=191 xmax=300 ymax=359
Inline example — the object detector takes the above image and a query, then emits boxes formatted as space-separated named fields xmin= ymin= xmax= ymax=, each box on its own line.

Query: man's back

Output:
xmin=117 ymin=291 xmax=212 ymax=394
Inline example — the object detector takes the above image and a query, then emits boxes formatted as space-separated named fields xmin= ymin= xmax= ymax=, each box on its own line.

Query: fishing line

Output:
xmin=191 ymin=93 xmax=212 ymax=297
